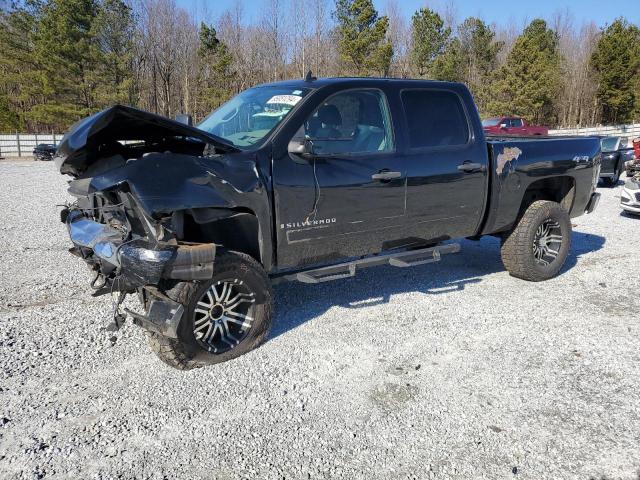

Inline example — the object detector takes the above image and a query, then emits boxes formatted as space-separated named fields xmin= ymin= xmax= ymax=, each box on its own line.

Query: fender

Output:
xmin=67 ymin=152 xmax=275 ymax=271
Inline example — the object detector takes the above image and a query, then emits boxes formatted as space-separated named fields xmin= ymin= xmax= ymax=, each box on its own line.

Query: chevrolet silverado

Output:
xmin=55 ymin=77 xmax=601 ymax=370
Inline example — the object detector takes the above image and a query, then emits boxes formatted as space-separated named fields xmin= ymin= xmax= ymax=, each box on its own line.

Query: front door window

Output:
xmin=303 ymin=89 xmax=394 ymax=156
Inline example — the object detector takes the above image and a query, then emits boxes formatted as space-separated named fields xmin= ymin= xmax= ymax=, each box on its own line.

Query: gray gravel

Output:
xmin=1 ymin=159 xmax=639 ymax=480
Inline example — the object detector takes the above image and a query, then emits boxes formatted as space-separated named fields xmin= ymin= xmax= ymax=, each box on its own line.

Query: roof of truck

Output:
xmin=258 ymin=76 xmax=462 ymax=90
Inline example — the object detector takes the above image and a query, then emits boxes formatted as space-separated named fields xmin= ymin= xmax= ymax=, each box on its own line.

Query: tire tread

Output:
xmin=146 ymin=251 xmax=272 ymax=370
xmin=501 ymin=200 xmax=571 ymax=282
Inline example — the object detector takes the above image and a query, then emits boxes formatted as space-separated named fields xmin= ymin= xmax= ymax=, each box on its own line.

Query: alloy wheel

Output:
xmin=193 ymin=279 xmax=256 ymax=353
xmin=532 ymin=219 xmax=563 ymax=266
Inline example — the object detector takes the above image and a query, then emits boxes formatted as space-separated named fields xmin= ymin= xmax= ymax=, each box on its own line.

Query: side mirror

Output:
xmin=176 ymin=114 xmax=193 ymax=126
xmin=499 ymin=123 xmax=508 ymax=129
xmin=288 ymin=138 xmax=314 ymax=156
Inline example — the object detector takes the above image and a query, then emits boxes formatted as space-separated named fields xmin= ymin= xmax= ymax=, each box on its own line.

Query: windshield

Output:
xmin=482 ymin=118 xmax=502 ymax=127
xmin=197 ymin=86 xmax=311 ymax=149
xmin=600 ymin=137 xmax=619 ymax=153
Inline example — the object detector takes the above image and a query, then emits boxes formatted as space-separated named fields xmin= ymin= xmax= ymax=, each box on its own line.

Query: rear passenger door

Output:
xmin=398 ymin=88 xmax=489 ymax=241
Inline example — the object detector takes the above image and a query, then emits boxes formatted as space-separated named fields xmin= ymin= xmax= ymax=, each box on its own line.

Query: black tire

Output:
xmin=146 ymin=251 xmax=273 ymax=370
xmin=501 ymin=200 xmax=571 ymax=282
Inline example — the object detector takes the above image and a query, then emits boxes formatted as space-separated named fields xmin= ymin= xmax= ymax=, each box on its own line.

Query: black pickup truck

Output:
xmin=55 ymin=77 xmax=601 ymax=370
xmin=598 ymin=136 xmax=634 ymax=186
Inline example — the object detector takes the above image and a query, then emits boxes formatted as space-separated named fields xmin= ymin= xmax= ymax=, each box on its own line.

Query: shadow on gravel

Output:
xmin=270 ymin=231 xmax=605 ymax=339
xmin=560 ymin=231 xmax=606 ymax=274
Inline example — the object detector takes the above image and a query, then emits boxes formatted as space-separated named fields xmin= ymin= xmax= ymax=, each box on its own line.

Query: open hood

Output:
xmin=55 ymin=104 xmax=236 ymax=176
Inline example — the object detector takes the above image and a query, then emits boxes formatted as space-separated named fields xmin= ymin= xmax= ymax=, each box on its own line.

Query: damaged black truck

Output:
xmin=56 ymin=78 xmax=601 ymax=370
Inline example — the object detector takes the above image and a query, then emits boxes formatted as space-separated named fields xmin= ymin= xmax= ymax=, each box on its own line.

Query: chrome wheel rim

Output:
xmin=532 ymin=219 xmax=563 ymax=266
xmin=193 ymin=279 xmax=256 ymax=353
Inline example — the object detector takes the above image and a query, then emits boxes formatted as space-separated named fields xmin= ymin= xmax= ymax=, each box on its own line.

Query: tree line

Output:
xmin=1 ymin=0 xmax=639 ymax=133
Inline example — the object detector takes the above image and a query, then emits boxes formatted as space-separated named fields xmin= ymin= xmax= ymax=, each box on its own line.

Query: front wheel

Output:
xmin=146 ymin=251 xmax=273 ymax=370
xmin=501 ymin=200 xmax=572 ymax=282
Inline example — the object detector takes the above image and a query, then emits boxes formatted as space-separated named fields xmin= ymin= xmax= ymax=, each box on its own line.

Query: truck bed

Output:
xmin=481 ymin=135 xmax=601 ymax=235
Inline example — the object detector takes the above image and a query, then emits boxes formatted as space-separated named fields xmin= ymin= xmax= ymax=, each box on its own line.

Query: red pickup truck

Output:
xmin=482 ymin=117 xmax=548 ymax=136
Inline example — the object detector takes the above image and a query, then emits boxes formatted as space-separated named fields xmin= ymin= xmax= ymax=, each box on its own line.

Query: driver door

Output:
xmin=272 ymin=88 xmax=407 ymax=269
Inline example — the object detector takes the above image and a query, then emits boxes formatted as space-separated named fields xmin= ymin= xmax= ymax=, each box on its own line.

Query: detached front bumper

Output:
xmin=66 ymin=211 xmax=216 ymax=289
xmin=65 ymin=210 xmax=217 ymax=337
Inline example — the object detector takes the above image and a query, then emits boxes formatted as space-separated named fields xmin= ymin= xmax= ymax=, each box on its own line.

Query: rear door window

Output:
xmin=401 ymin=90 xmax=470 ymax=148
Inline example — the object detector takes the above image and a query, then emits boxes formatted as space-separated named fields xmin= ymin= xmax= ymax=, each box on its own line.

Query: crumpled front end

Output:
xmin=55 ymin=104 xmax=271 ymax=339
xmin=66 ymin=210 xmax=215 ymax=286
xmin=61 ymin=188 xmax=216 ymax=337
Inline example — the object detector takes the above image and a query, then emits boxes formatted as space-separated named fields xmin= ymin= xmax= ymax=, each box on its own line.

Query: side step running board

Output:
xmin=291 ymin=243 xmax=460 ymax=284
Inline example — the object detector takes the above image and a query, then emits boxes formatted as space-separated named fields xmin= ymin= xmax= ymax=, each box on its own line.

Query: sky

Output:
xmin=176 ymin=0 xmax=639 ymax=27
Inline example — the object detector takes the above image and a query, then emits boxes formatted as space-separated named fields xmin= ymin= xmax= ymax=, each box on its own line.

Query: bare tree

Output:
xmin=307 ymin=0 xmax=331 ymax=76
xmin=261 ymin=0 xmax=286 ymax=81
xmin=7 ymin=0 xmax=620 ymax=131
xmin=436 ymin=0 xmax=458 ymax=32
xmin=289 ymin=0 xmax=308 ymax=77
xmin=551 ymin=9 xmax=600 ymax=126
xmin=217 ymin=1 xmax=248 ymax=91
xmin=385 ymin=0 xmax=411 ymax=78
xmin=494 ymin=16 xmax=520 ymax=67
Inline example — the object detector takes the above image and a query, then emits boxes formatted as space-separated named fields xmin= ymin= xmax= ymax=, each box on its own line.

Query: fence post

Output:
xmin=16 ymin=132 xmax=21 ymax=157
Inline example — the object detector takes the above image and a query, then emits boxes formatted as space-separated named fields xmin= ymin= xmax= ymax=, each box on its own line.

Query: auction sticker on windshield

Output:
xmin=266 ymin=95 xmax=302 ymax=106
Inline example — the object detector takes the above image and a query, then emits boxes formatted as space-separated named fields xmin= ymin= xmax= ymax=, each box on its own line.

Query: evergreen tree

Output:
xmin=29 ymin=0 xmax=100 ymax=126
xmin=429 ymin=18 xmax=502 ymax=116
xmin=489 ymin=19 xmax=561 ymax=125
xmin=0 ymin=1 xmax=41 ymax=130
xmin=91 ymin=0 xmax=135 ymax=107
xmin=431 ymin=38 xmax=463 ymax=82
xmin=410 ymin=7 xmax=450 ymax=77
xmin=333 ymin=0 xmax=393 ymax=76
xmin=197 ymin=23 xmax=235 ymax=115
xmin=0 ymin=0 xmax=135 ymax=131
xmin=0 ymin=94 xmax=20 ymax=130
xmin=590 ymin=18 xmax=640 ymax=124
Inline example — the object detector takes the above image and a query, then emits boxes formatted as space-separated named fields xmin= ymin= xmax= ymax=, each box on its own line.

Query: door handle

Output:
xmin=457 ymin=162 xmax=486 ymax=173
xmin=372 ymin=170 xmax=402 ymax=181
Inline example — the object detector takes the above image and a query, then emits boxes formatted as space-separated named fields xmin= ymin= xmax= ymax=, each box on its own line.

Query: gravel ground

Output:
xmin=1 ymin=159 xmax=639 ymax=480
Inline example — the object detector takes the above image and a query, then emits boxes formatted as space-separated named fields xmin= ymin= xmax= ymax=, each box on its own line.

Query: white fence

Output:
xmin=549 ymin=123 xmax=640 ymax=141
xmin=0 ymin=133 xmax=63 ymax=157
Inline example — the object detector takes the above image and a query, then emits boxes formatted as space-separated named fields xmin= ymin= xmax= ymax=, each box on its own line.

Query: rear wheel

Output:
xmin=501 ymin=200 xmax=571 ymax=282
xmin=146 ymin=251 xmax=273 ymax=370
xmin=602 ymin=167 xmax=621 ymax=187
